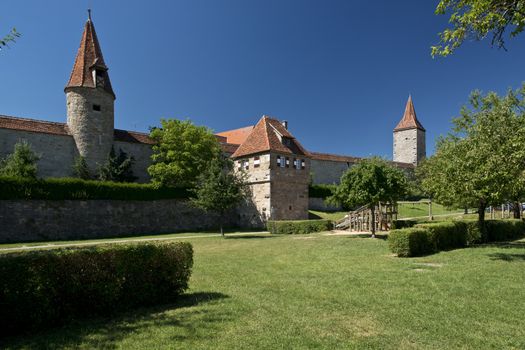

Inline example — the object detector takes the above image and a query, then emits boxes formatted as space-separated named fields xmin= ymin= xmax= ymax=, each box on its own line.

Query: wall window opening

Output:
xmin=92 ymin=104 xmax=101 ymax=111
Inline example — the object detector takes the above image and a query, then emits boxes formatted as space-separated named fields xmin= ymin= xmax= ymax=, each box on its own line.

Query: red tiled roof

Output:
xmin=65 ymin=16 xmax=115 ymax=98
xmin=394 ymin=95 xmax=425 ymax=132
xmin=232 ymin=115 xmax=308 ymax=158
xmin=0 ymin=115 xmax=153 ymax=145
xmin=310 ymin=152 xmax=360 ymax=163
xmin=216 ymin=125 xmax=254 ymax=145
xmin=221 ymin=143 xmax=240 ymax=154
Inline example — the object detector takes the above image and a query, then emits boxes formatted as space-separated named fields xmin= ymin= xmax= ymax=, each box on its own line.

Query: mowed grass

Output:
xmin=3 ymin=234 xmax=525 ymax=349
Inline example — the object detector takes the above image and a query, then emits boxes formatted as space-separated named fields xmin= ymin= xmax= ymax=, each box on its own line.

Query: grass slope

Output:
xmin=3 ymin=234 xmax=525 ymax=349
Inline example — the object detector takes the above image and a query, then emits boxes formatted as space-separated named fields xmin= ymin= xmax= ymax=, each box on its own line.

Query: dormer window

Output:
xmin=282 ymin=137 xmax=292 ymax=147
xmin=93 ymin=68 xmax=106 ymax=87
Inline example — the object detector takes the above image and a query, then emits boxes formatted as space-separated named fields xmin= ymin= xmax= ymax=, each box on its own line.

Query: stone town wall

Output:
xmin=114 ymin=141 xmax=153 ymax=183
xmin=0 ymin=199 xmax=236 ymax=243
xmin=393 ymin=128 xmax=426 ymax=165
xmin=310 ymin=158 xmax=351 ymax=185
xmin=0 ymin=128 xmax=78 ymax=178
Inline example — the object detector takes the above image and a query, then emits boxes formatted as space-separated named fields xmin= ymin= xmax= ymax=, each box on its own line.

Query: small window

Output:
xmin=301 ymin=159 xmax=305 ymax=170
xmin=92 ymin=104 xmax=101 ymax=111
xmin=254 ymin=156 xmax=260 ymax=168
xmin=237 ymin=161 xmax=242 ymax=171
xmin=285 ymin=157 xmax=290 ymax=168
xmin=242 ymin=160 xmax=249 ymax=170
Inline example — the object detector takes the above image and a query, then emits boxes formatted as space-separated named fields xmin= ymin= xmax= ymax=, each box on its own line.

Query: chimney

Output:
xmin=282 ymin=120 xmax=288 ymax=130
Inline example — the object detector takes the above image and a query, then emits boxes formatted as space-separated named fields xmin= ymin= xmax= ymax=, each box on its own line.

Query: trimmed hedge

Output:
xmin=309 ymin=184 xmax=336 ymax=199
xmin=0 ymin=242 xmax=193 ymax=335
xmin=267 ymin=219 xmax=332 ymax=234
xmin=0 ymin=177 xmax=190 ymax=200
xmin=389 ymin=219 xmax=525 ymax=257
xmin=388 ymin=228 xmax=432 ymax=257
xmin=391 ymin=219 xmax=418 ymax=230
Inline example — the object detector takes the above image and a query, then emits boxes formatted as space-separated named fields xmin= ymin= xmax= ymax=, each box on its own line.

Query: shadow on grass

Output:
xmin=488 ymin=252 xmax=525 ymax=262
xmin=474 ymin=241 xmax=525 ymax=249
xmin=308 ymin=212 xmax=323 ymax=219
xmin=2 ymin=291 xmax=230 ymax=349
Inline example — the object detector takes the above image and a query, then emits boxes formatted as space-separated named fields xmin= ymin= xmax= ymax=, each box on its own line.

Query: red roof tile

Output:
xmin=310 ymin=152 xmax=360 ymax=163
xmin=65 ymin=16 xmax=115 ymax=98
xmin=216 ymin=125 xmax=254 ymax=145
xmin=232 ymin=115 xmax=308 ymax=158
xmin=0 ymin=115 xmax=153 ymax=145
xmin=394 ymin=95 xmax=425 ymax=132
xmin=221 ymin=143 xmax=240 ymax=154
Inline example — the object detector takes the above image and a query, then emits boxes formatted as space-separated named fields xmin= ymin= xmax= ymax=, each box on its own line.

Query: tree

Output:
xmin=98 ymin=147 xmax=137 ymax=182
xmin=432 ymin=0 xmax=525 ymax=57
xmin=330 ymin=157 xmax=408 ymax=237
xmin=0 ymin=28 xmax=21 ymax=51
xmin=0 ymin=140 xmax=40 ymax=179
xmin=417 ymin=86 xmax=525 ymax=229
xmin=72 ymin=156 xmax=92 ymax=180
xmin=191 ymin=156 xmax=247 ymax=236
xmin=148 ymin=119 xmax=222 ymax=188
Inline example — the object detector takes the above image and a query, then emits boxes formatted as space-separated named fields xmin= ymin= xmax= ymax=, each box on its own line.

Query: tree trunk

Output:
xmin=219 ymin=212 xmax=225 ymax=237
xmin=512 ymin=202 xmax=521 ymax=219
xmin=478 ymin=200 xmax=487 ymax=241
xmin=370 ymin=204 xmax=376 ymax=238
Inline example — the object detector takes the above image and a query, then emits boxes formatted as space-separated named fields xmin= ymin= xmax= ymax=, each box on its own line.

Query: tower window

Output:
xmin=92 ymin=104 xmax=101 ymax=111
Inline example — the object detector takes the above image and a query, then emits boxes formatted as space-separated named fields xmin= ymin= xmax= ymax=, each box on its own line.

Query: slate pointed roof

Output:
xmin=65 ymin=14 xmax=115 ymax=98
xmin=231 ymin=116 xmax=308 ymax=158
xmin=394 ymin=95 xmax=425 ymax=132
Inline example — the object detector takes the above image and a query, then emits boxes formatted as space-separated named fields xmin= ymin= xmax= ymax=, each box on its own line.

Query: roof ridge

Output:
xmin=0 ymin=114 xmax=66 ymax=126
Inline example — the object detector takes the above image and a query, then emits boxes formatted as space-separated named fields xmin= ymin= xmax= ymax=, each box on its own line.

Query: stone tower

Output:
xmin=393 ymin=95 xmax=426 ymax=165
xmin=65 ymin=11 xmax=116 ymax=171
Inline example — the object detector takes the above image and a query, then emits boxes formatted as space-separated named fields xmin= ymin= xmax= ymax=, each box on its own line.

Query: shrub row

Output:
xmin=0 ymin=242 xmax=193 ymax=335
xmin=388 ymin=220 xmax=525 ymax=257
xmin=267 ymin=219 xmax=333 ymax=234
xmin=308 ymin=184 xmax=336 ymax=199
xmin=391 ymin=219 xmax=418 ymax=230
xmin=0 ymin=176 xmax=190 ymax=200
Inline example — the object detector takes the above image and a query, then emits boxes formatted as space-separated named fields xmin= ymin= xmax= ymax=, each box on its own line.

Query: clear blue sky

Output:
xmin=1 ymin=1 xmax=524 ymax=158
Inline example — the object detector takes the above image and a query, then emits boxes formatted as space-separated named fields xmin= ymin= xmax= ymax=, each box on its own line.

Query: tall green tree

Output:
xmin=0 ymin=140 xmax=40 ymax=179
xmin=98 ymin=147 xmax=137 ymax=183
xmin=331 ymin=157 xmax=408 ymax=237
xmin=432 ymin=0 xmax=525 ymax=57
xmin=417 ymin=86 xmax=525 ymax=228
xmin=191 ymin=156 xmax=247 ymax=237
xmin=148 ymin=119 xmax=221 ymax=188
xmin=72 ymin=156 xmax=92 ymax=180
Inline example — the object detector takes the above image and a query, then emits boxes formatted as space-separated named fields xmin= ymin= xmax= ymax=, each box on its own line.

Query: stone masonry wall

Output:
xmin=270 ymin=153 xmax=310 ymax=220
xmin=0 ymin=128 xmax=78 ymax=178
xmin=66 ymin=87 xmax=114 ymax=172
xmin=114 ymin=141 xmax=153 ymax=183
xmin=393 ymin=128 xmax=426 ymax=165
xmin=0 ymin=199 xmax=236 ymax=243
xmin=310 ymin=159 xmax=352 ymax=185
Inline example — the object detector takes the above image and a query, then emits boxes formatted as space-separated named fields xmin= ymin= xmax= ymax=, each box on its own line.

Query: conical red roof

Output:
xmin=394 ymin=95 xmax=424 ymax=131
xmin=65 ymin=15 xmax=115 ymax=98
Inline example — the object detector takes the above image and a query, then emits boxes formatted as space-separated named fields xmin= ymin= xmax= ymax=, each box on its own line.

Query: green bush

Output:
xmin=485 ymin=220 xmax=525 ymax=242
xmin=0 ymin=177 xmax=190 ymax=200
xmin=416 ymin=222 xmax=468 ymax=251
xmin=267 ymin=219 xmax=332 ymax=234
xmin=0 ymin=242 xmax=193 ymax=335
xmin=308 ymin=184 xmax=337 ymax=199
xmin=388 ymin=228 xmax=433 ymax=257
xmin=391 ymin=220 xmax=418 ymax=230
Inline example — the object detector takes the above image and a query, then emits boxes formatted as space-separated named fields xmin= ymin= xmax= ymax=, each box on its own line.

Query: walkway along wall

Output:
xmin=0 ymin=199 xmax=238 ymax=243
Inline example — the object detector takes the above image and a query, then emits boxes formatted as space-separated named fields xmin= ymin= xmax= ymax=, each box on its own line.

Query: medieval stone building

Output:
xmin=0 ymin=15 xmax=426 ymax=227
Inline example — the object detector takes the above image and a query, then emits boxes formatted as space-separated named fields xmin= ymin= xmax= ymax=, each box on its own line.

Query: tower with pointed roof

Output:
xmin=65 ymin=11 xmax=116 ymax=171
xmin=393 ymin=96 xmax=426 ymax=165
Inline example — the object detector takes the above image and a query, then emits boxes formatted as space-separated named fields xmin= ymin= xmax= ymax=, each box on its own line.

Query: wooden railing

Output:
xmin=334 ymin=202 xmax=397 ymax=232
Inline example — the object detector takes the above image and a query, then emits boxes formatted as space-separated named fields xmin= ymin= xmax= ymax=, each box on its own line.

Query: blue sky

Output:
xmin=1 ymin=0 xmax=524 ymax=158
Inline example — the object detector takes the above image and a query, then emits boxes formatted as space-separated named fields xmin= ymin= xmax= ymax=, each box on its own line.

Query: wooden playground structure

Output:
xmin=335 ymin=202 xmax=399 ymax=232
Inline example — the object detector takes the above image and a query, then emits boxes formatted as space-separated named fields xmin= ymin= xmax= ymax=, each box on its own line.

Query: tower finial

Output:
xmin=88 ymin=9 xmax=92 ymax=21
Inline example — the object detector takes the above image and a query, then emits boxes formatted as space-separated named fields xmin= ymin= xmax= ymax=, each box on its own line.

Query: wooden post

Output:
xmin=501 ymin=204 xmax=505 ymax=219
xmin=428 ymin=199 xmax=433 ymax=221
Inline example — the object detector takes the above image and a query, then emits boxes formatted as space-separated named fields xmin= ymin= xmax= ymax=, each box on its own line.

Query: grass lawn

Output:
xmin=3 ymin=234 xmax=525 ymax=349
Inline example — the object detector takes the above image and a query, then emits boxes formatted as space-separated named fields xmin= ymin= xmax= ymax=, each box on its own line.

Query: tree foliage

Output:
xmin=330 ymin=157 xmax=408 ymax=236
xmin=432 ymin=0 xmax=525 ymax=57
xmin=72 ymin=156 xmax=92 ymax=180
xmin=0 ymin=28 xmax=21 ymax=51
xmin=148 ymin=119 xmax=222 ymax=188
xmin=0 ymin=140 xmax=40 ymax=179
xmin=417 ymin=85 xmax=525 ymax=227
xmin=98 ymin=147 xmax=137 ymax=183
xmin=191 ymin=156 xmax=247 ymax=236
